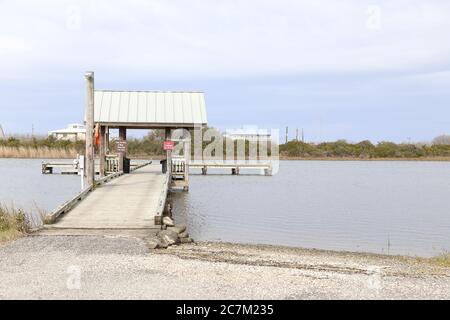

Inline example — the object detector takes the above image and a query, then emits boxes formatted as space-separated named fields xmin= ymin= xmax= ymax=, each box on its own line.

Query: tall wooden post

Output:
xmin=84 ymin=71 xmax=95 ymax=187
xmin=105 ymin=126 xmax=110 ymax=153
xmin=99 ymin=125 xmax=106 ymax=178
xmin=184 ymin=134 xmax=190 ymax=191
xmin=165 ymin=128 xmax=172 ymax=179
xmin=118 ymin=127 xmax=126 ymax=172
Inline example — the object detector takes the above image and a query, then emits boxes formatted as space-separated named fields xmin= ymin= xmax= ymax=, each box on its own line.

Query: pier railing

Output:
xmin=154 ymin=171 xmax=170 ymax=225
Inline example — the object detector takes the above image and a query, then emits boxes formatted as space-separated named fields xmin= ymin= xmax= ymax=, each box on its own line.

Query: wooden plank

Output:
xmin=48 ymin=164 xmax=165 ymax=229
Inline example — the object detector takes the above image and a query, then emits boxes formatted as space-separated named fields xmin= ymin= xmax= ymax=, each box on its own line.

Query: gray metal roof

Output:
xmin=94 ymin=90 xmax=207 ymax=128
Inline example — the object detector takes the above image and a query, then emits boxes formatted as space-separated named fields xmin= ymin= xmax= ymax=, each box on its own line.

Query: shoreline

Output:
xmin=2 ymin=156 xmax=450 ymax=162
xmin=2 ymin=232 xmax=449 ymax=299
xmin=3 ymin=229 xmax=448 ymax=263
xmin=162 ymin=240 xmax=450 ymax=268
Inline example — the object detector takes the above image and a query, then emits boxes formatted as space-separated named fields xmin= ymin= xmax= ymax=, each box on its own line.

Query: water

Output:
xmin=1 ymin=159 xmax=450 ymax=257
xmin=0 ymin=159 xmax=80 ymax=224
xmin=172 ymin=161 xmax=450 ymax=257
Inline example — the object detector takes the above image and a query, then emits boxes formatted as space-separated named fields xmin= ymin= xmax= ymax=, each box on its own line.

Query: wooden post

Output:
xmin=165 ymin=128 xmax=172 ymax=180
xmin=105 ymin=126 xmax=110 ymax=153
xmin=118 ymin=127 xmax=126 ymax=172
xmin=84 ymin=71 xmax=95 ymax=187
xmin=99 ymin=125 xmax=106 ymax=178
xmin=184 ymin=132 xmax=190 ymax=191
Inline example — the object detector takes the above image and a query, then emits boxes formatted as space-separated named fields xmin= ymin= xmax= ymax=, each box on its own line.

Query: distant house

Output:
xmin=0 ymin=125 xmax=5 ymax=140
xmin=48 ymin=124 xmax=86 ymax=141
xmin=224 ymin=126 xmax=272 ymax=142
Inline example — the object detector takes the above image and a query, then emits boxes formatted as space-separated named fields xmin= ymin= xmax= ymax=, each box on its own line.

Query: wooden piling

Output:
xmin=165 ymin=128 xmax=172 ymax=179
xmin=84 ymin=71 xmax=95 ymax=187
xmin=99 ymin=125 xmax=106 ymax=178
xmin=118 ymin=127 xmax=126 ymax=172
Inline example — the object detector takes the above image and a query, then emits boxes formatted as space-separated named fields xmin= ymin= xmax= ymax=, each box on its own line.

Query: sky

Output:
xmin=0 ymin=0 xmax=450 ymax=143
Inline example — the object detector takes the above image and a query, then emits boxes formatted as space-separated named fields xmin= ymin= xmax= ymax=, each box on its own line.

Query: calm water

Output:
xmin=172 ymin=161 xmax=450 ymax=257
xmin=0 ymin=159 xmax=80 ymax=224
xmin=1 ymin=159 xmax=450 ymax=257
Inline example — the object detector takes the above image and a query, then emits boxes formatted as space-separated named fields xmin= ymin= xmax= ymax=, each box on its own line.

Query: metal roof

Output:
xmin=94 ymin=90 xmax=207 ymax=128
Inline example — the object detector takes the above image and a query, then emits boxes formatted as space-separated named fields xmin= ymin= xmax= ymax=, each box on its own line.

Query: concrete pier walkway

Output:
xmin=49 ymin=164 xmax=166 ymax=230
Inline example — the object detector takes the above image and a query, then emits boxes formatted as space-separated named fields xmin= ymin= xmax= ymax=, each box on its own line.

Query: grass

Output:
xmin=0 ymin=146 xmax=77 ymax=159
xmin=427 ymin=253 xmax=450 ymax=267
xmin=0 ymin=204 xmax=30 ymax=243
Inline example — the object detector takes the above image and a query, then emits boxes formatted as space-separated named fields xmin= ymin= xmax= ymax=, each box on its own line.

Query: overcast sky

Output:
xmin=1 ymin=0 xmax=449 ymax=142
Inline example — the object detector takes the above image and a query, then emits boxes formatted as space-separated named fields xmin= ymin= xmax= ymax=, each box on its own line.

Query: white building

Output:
xmin=48 ymin=124 xmax=86 ymax=141
xmin=224 ymin=126 xmax=272 ymax=142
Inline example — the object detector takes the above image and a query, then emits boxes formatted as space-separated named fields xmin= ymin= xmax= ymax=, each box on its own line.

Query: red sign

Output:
xmin=163 ymin=141 xmax=175 ymax=151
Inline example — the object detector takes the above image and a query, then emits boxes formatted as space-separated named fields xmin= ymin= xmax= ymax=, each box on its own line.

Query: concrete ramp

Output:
xmin=50 ymin=165 xmax=166 ymax=230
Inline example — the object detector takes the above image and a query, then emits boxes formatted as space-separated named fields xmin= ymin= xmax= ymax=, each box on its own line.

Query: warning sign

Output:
xmin=163 ymin=141 xmax=175 ymax=151
xmin=116 ymin=140 xmax=127 ymax=153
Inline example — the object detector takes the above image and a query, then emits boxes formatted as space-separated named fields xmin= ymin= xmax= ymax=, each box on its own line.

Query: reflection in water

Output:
xmin=172 ymin=161 xmax=450 ymax=257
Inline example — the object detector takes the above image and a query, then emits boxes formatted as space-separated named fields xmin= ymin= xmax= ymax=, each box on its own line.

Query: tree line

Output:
xmin=2 ymin=132 xmax=450 ymax=159
xmin=279 ymin=137 xmax=450 ymax=159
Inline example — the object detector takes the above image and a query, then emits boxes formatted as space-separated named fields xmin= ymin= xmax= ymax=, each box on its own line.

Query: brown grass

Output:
xmin=0 ymin=146 xmax=77 ymax=159
xmin=0 ymin=204 xmax=30 ymax=243
xmin=427 ymin=253 xmax=450 ymax=267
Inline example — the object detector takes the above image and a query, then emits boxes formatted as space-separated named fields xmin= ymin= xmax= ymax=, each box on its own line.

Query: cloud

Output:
xmin=1 ymin=0 xmax=450 ymax=80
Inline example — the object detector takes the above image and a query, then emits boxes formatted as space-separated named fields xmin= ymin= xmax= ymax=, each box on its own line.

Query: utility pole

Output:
xmin=285 ymin=126 xmax=288 ymax=144
xmin=296 ymin=128 xmax=299 ymax=142
xmin=302 ymin=128 xmax=304 ymax=143
xmin=84 ymin=71 xmax=95 ymax=188
xmin=31 ymin=124 xmax=34 ymax=138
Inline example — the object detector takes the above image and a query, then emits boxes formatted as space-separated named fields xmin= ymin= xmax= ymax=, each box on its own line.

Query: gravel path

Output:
xmin=1 ymin=232 xmax=449 ymax=299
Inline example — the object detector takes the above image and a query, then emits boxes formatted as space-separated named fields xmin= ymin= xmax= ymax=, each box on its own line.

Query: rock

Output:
xmin=157 ymin=239 xmax=169 ymax=249
xmin=180 ymin=237 xmax=193 ymax=244
xmin=162 ymin=216 xmax=174 ymax=227
xmin=175 ymin=224 xmax=187 ymax=233
xmin=157 ymin=229 xmax=179 ymax=245
xmin=146 ymin=239 xmax=159 ymax=249
xmin=178 ymin=231 xmax=189 ymax=239
xmin=167 ymin=224 xmax=187 ymax=234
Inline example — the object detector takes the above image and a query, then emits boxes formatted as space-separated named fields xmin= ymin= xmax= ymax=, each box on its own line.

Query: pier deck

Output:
xmin=48 ymin=164 xmax=167 ymax=230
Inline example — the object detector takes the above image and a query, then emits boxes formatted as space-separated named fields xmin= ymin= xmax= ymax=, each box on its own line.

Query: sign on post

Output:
xmin=163 ymin=141 xmax=175 ymax=151
xmin=116 ymin=140 xmax=127 ymax=153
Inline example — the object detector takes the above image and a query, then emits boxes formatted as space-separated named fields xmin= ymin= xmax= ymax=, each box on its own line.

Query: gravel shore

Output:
xmin=1 ymin=230 xmax=449 ymax=299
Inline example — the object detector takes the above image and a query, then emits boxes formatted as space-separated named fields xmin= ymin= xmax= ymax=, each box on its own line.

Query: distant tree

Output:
xmin=432 ymin=135 xmax=450 ymax=145
xmin=375 ymin=141 xmax=398 ymax=158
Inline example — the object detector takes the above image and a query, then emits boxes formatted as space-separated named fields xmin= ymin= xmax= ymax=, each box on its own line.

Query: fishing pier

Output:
xmin=44 ymin=72 xmax=274 ymax=244
xmin=45 ymin=72 xmax=207 ymax=230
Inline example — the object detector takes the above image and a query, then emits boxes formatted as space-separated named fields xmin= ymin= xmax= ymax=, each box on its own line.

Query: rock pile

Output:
xmin=147 ymin=222 xmax=193 ymax=249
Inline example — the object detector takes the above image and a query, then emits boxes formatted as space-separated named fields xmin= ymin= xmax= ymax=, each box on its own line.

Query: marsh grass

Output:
xmin=0 ymin=146 xmax=77 ymax=159
xmin=427 ymin=253 xmax=450 ymax=267
xmin=0 ymin=204 xmax=31 ymax=243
